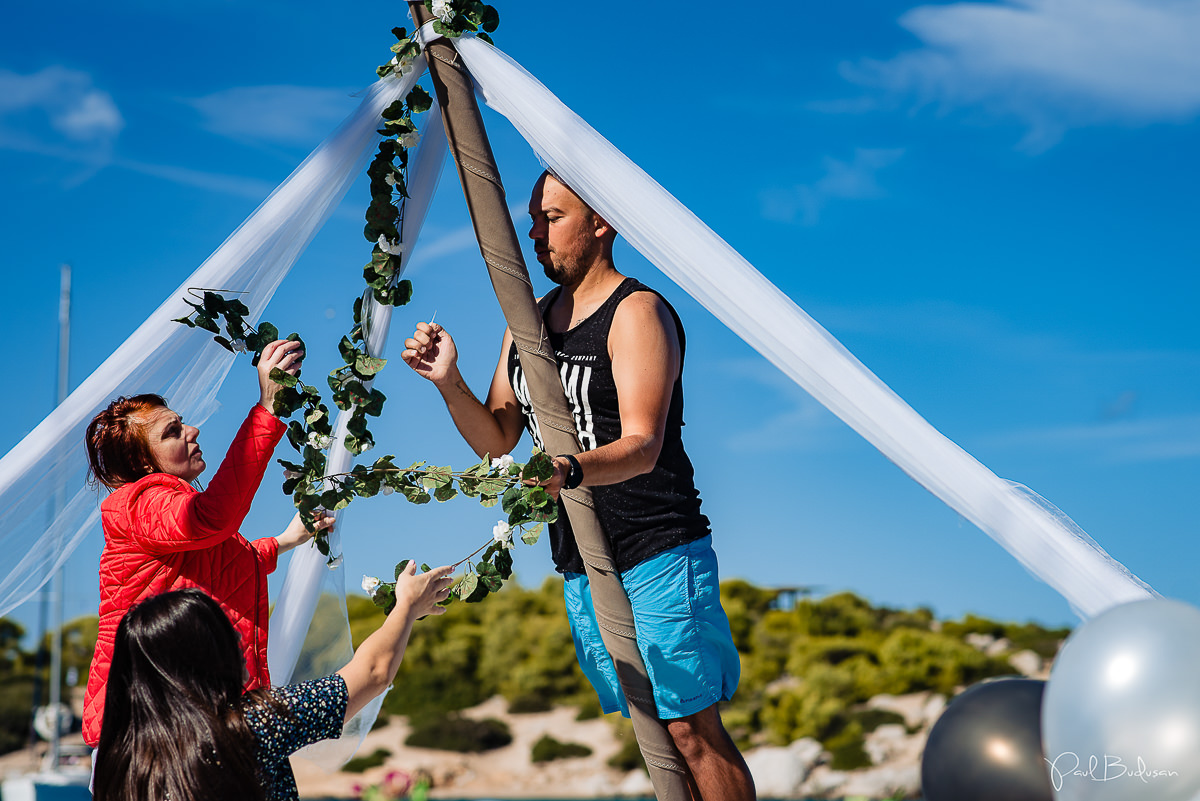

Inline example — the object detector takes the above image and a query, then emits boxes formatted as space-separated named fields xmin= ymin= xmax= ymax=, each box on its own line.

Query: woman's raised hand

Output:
xmin=395 ymin=561 xmax=454 ymax=619
xmin=258 ymin=339 xmax=305 ymax=413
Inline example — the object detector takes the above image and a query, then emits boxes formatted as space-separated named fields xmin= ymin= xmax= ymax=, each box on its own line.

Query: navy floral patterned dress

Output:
xmin=243 ymin=674 xmax=349 ymax=801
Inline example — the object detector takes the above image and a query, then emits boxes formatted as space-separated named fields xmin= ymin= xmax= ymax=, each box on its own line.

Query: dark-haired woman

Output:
xmin=81 ymin=339 xmax=333 ymax=748
xmin=94 ymin=564 xmax=453 ymax=801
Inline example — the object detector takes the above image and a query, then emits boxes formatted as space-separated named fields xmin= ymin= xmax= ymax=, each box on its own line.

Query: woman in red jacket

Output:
xmin=81 ymin=338 xmax=332 ymax=747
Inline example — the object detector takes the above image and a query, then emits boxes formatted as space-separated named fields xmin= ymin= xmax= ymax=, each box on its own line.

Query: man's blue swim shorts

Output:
xmin=562 ymin=534 xmax=741 ymax=720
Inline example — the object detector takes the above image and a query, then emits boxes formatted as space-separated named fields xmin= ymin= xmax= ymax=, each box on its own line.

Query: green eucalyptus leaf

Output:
xmin=422 ymin=466 xmax=453 ymax=489
xmin=482 ymin=5 xmax=499 ymax=32
xmin=433 ymin=483 xmax=457 ymax=502
xmin=381 ymin=99 xmax=406 ymax=121
xmin=456 ymin=572 xmax=478 ymax=600
xmin=406 ymin=85 xmax=433 ymax=114
xmin=285 ymin=421 xmax=307 ymax=451
xmin=394 ymin=559 xmax=411 ymax=581
xmin=269 ymin=367 xmax=299 ymax=388
xmin=362 ymin=388 xmax=386 ymax=417
xmin=521 ymin=522 xmax=543 ymax=546
xmin=353 ymin=353 xmax=387 ymax=377
xmin=524 ymin=450 xmax=556 ymax=481
xmin=401 ymin=485 xmax=431 ymax=505
xmin=500 ymin=485 xmax=522 ymax=513
xmin=258 ymin=322 xmax=279 ymax=343
xmin=374 ymin=584 xmax=396 ymax=611
xmin=195 ymin=314 xmax=220 ymax=334
xmin=507 ymin=501 xmax=531 ymax=527
xmin=202 ymin=292 xmax=225 ymax=315
xmin=388 ymin=279 xmax=413 ymax=308
xmin=172 ymin=316 xmax=196 ymax=328
xmin=494 ymin=549 xmax=513 ymax=579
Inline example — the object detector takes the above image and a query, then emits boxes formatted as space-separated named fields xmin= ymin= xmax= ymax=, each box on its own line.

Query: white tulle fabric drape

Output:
xmin=454 ymin=36 xmax=1155 ymax=619
xmin=0 ymin=72 xmax=418 ymax=618
xmin=267 ymin=101 xmax=448 ymax=767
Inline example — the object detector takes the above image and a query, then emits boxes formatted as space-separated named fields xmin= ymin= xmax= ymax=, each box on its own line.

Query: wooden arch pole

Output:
xmin=406 ymin=5 xmax=690 ymax=797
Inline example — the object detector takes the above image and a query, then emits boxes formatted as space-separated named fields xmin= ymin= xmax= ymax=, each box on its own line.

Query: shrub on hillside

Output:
xmin=342 ymin=747 xmax=391 ymax=773
xmin=405 ymin=715 xmax=512 ymax=752
xmin=531 ymin=734 xmax=593 ymax=762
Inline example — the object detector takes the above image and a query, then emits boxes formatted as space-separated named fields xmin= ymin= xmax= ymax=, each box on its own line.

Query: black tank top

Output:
xmin=507 ymin=277 xmax=711 ymax=573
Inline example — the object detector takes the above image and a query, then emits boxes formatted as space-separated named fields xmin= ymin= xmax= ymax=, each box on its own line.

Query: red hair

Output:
xmin=86 ymin=394 xmax=169 ymax=490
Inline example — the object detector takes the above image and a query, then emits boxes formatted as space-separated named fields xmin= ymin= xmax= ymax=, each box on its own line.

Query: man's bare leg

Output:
xmin=666 ymin=704 xmax=755 ymax=800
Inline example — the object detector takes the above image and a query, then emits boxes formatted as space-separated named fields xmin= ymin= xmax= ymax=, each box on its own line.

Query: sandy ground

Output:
xmin=0 ymin=697 xmax=641 ymax=800
xmin=292 ymin=696 xmax=648 ymax=800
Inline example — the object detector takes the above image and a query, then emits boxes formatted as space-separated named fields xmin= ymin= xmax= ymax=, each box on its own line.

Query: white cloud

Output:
xmin=183 ymin=85 xmax=357 ymax=146
xmin=840 ymin=0 xmax=1200 ymax=149
xmin=760 ymin=148 xmax=904 ymax=225
xmin=0 ymin=66 xmax=124 ymax=144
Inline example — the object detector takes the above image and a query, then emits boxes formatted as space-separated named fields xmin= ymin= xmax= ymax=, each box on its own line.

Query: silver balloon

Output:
xmin=1042 ymin=598 xmax=1200 ymax=801
xmin=921 ymin=677 xmax=1054 ymax=801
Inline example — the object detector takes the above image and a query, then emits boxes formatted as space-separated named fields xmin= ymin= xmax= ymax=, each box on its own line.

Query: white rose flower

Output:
xmin=231 ymin=339 xmax=248 ymax=353
xmin=377 ymin=234 xmax=404 ymax=256
xmin=399 ymin=130 xmax=421 ymax=150
xmin=382 ymin=484 xmax=395 ymax=496
xmin=490 ymin=453 xmax=515 ymax=470
xmin=307 ymin=432 xmax=334 ymax=449
xmin=432 ymin=0 xmax=454 ymax=23
xmin=327 ymin=554 xmax=344 ymax=569
xmin=384 ymin=173 xmax=397 ymax=187
xmin=492 ymin=520 xmax=514 ymax=549
xmin=362 ymin=575 xmax=381 ymax=596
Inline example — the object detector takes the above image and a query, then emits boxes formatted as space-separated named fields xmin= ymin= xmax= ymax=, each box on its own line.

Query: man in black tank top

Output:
xmin=402 ymin=172 xmax=754 ymax=799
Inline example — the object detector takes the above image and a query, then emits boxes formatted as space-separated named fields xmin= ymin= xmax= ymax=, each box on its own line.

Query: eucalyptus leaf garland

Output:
xmin=172 ymin=2 xmax=532 ymax=608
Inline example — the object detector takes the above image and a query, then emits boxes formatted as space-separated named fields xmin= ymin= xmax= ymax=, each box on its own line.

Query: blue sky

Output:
xmin=2 ymin=0 xmax=1198 ymax=637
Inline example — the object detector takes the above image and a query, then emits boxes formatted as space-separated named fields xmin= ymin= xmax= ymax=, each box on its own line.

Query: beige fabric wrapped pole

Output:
xmin=406 ymin=5 xmax=689 ymax=797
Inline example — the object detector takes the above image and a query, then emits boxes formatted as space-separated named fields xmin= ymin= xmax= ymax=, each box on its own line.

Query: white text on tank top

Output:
xmin=510 ymin=358 xmax=597 ymax=451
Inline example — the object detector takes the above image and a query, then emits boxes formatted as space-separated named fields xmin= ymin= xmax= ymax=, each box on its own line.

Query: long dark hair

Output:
xmin=93 ymin=589 xmax=268 ymax=801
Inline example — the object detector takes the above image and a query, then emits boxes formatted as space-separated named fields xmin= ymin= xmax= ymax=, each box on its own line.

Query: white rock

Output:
xmin=986 ymin=636 xmax=1012 ymax=656
xmin=965 ymin=632 xmax=996 ymax=651
xmin=864 ymin=723 xmax=909 ymax=765
xmin=800 ymin=765 xmax=848 ymax=797
xmin=866 ymin=692 xmax=938 ymax=730
xmin=921 ymin=693 xmax=948 ymax=728
xmin=616 ymin=768 xmax=654 ymax=797
xmin=838 ymin=763 xmax=922 ymax=798
xmin=1009 ymin=648 xmax=1044 ymax=677
xmin=742 ymin=738 xmax=823 ymax=796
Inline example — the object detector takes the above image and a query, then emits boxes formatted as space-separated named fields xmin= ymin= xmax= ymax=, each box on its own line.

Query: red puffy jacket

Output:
xmin=83 ymin=404 xmax=286 ymax=746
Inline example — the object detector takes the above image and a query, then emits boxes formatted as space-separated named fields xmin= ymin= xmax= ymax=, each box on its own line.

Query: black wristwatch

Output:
xmin=558 ymin=454 xmax=583 ymax=490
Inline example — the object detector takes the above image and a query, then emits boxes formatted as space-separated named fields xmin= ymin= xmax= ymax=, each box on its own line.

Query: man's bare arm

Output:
xmin=544 ymin=292 xmax=680 ymax=496
xmin=402 ymin=322 xmax=526 ymax=459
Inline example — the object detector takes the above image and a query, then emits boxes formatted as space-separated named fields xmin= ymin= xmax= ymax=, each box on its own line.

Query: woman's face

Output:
xmin=140 ymin=407 xmax=205 ymax=481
